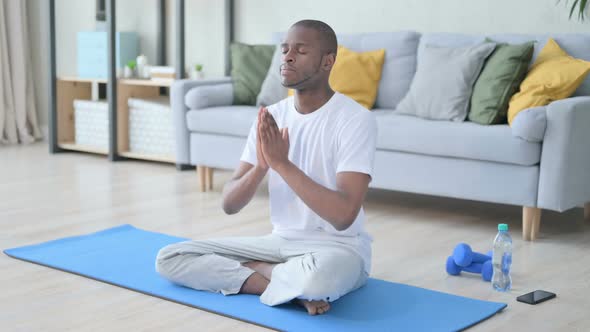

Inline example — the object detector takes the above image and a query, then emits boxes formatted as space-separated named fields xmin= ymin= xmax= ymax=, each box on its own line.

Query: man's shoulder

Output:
xmin=331 ymin=93 xmax=375 ymax=125
xmin=335 ymin=93 xmax=368 ymax=111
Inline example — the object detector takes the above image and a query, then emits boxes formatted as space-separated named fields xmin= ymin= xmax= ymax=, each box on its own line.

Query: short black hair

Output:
xmin=291 ymin=20 xmax=337 ymax=55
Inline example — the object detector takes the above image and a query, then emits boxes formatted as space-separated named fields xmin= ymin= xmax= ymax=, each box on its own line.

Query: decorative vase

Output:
xmin=124 ymin=66 xmax=134 ymax=78
xmin=136 ymin=55 xmax=148 ymax=78
xmin=191 ymin=70 xmax=204 ymax=80
xmin=142 ymin=65 xmax=151 ymax=79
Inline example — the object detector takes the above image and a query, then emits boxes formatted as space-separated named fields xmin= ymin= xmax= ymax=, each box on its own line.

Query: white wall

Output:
xmin=53 ymin=0 xmax=160 ymax=77
xmin=27 ymin=0 xmax=164 ymax=132
xmin=52 ymin=0 xmax=225 ymax=78
xmin=28 ymin=0 xmax=590 ymax=128
xmin=234 ymin=0 xmax=590 ymax=44
xmin=28 ymin=0 xmax=226 ymax=130
xmin=116 ymin=0 xmax=159 ymax=67
xmin=185 ymin=0 xmax=227 ymax=78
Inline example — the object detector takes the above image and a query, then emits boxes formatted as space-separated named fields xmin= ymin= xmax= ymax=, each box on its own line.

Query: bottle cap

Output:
xmin=498 ymin=223 xmax=508 ymax=231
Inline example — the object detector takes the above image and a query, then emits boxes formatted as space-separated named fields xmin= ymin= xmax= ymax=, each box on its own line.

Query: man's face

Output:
xmin=280 ymin=26 xmax=325 ymax=89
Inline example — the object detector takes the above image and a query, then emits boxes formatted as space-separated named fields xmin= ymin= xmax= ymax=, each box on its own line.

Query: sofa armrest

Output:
xmin=538 ymin=97 xmax=590 ymax=211
xmin=171 ymin=77 xmax=232 ymax=166
xmin=185 ymin=83 xmax=233 ymax=110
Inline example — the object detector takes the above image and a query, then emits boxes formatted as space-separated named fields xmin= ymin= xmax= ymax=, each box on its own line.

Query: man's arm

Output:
xmin=259 ymin=109 xmax=371 ymax=231
xmin=278 ymin=164 xmax=370 ymax=231
xmin=221 ymin=162 xmax=267 ymax=214
xmin=222 ymin=108 xmax=269 ymax=214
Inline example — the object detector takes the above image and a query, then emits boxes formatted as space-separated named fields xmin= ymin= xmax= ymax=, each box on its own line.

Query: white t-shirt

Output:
xmin=240 ymin=92 xmax=377 ymax=273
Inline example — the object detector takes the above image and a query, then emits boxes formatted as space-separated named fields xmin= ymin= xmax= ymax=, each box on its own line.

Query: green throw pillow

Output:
xmin=468 ymin=39 xmax=534 ymax=125
xmin=231 ymin=43 xmax=275 ymax=105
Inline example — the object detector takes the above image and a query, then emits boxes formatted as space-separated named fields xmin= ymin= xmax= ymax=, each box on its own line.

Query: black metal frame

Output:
xmin=106 ymin=0 xmax=119 ymax=161
xmin=157 ymin=0 xmax=166 ymax=66
xmin=225 ymin=0 xmax=234 ymax=76
xmin=48 ymin=0 xmax=235 ymax=162
xmin=48 ymin=0 xmax=59 ymax=153
xmin=175 ymin=0 xmax=185 ymax=80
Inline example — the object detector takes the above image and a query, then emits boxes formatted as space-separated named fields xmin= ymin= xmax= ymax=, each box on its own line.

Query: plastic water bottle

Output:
xmin=492 ymin=223 xmax=512 ymax=291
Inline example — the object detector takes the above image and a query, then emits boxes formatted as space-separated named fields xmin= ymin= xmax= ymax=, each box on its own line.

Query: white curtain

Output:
xmin=0 ymin=0 xmax=42 ymax=145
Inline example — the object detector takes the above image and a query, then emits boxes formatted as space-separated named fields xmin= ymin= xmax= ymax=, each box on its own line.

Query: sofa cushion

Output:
xmin=186 ymin=106 xmax=258 ymax=137
xmin=256 ymin=45 xmax=284 ymax=107
xmin=422 ymin=32 xmax=590 ymax=97
xmin=468 ymin=40 xmax=534 ymax=125
xmin=329 ymin=46 xmax=385 ymax=109
xmin=396 ymin=42 xmax=496 ymax=122
xmin=507 ymin=38 xmax=590 ymax=125
xmin=272 ymin=31 xmax=421 ymax=109
xmin=230 ymin=43 xmax=275 ymax=105
xmin=418 ymin=33 xmax=485 ymax=59
xmin=287 ymin=46 xmax=386 ymax=109
xmin=375 ymin=112 xmax=541 ymax=166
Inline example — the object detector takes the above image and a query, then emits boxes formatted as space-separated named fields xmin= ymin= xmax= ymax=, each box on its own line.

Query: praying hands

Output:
xmin=257 ymin=107 xmax=290 ymax=172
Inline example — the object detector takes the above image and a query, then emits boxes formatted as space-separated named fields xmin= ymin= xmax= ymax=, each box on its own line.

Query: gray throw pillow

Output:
xmin=396 ymin=42 xmax=496 ymax=122
xmin=256 ymin=45 xmax=287 ymax=107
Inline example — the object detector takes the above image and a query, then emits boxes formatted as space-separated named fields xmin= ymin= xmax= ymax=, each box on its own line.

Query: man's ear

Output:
xmin=322 ymin=53 xmax=336 ymax=72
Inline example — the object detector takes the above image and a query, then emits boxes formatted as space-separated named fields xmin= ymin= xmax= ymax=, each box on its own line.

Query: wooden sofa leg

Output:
xmin=585 ymin=202 xmax=590 ymax=221
xmin=523 ymin=206 xmax=542 ymax=241
xmin=206 ymin=167 xmax=214 ymax=190
xmin=197 ymin=166 xmax=207 ymax=192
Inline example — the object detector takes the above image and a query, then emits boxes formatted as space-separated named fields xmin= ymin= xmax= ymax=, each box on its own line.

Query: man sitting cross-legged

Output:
xmin=155 ymin=19 xmax=377 ymax=315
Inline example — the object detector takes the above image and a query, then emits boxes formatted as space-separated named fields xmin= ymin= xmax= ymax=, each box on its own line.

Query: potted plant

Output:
xmin=124 ymin=60 xmax=136 ymax=78
xmin=191 ymin=63 xmax=204 ymax=80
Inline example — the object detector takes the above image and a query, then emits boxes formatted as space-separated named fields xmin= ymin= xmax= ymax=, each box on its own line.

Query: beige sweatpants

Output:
xmin=155 ymin=233 xmax=368 ymax=306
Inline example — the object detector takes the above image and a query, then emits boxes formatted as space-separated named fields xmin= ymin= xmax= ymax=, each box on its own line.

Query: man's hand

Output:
xmin=253 ymin=109 xmax=371 ymax=231
xmin=260 ymin=109 xmax=290 ymax=171
xmin=256 ymin=108 xmax=269 ymax=171
xmin=221 ymin=107 xmax=273 ymax=214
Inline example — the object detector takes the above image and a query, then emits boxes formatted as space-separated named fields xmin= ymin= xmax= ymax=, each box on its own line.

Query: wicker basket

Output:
xmin=74 ymin=99 xmax=108 ymax=149
xmin=128 ymin=97 xmax=174 ymax=156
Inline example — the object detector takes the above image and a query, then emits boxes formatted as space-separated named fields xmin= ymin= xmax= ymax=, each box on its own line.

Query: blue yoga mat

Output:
xmin=4 ymin=225 xmax=506 ymax=331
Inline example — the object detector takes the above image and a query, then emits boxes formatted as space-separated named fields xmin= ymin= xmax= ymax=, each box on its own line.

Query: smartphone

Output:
xmin=516 ymin=290 xmax=556 ymax=305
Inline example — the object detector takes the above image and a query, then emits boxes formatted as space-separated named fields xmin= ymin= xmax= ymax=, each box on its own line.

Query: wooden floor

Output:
xmin=1 ymin=143 xmax=589 ymax=331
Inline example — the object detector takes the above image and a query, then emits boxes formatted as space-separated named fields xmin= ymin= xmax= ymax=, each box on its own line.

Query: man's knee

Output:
xmin=299 ymin=270 xmax=338 ymax=301
xmin=154 ymin=242 xmax=185 ymax=277
xmin=297 ymin=252 xmax=364 ymax=302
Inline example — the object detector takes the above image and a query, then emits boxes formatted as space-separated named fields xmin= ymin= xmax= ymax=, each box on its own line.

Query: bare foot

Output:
xmin=242 ymin=261 xmax=277 ymax=280
xmin=297 ymin=299 xmax=331 ymax=315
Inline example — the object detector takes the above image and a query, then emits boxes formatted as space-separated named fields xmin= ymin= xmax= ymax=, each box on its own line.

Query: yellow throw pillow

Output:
xmin=507 ymin=38 xmax=590 ymax=124
xmin=288 ymin=46 xmax=385 ymax=109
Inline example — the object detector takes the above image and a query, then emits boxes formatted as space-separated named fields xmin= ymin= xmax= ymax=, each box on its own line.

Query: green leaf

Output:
xmin=564 ymin=0 xmax=588 ymax=21
xmin=570 ymin=0 xmax=580 ymax=19
xmin=579 ymin=0 xmax=588 ymax=20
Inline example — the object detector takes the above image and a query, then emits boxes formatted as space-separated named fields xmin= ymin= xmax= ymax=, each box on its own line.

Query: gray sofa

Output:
xmin=171 ymin=31 xmax=590 ymax=241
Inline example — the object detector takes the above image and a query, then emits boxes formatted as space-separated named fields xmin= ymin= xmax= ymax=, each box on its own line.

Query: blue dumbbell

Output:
xmin=446 ymin=256 xmax=493 ymax=281
xmin=453 ymin=243 xmax=491 ymax=267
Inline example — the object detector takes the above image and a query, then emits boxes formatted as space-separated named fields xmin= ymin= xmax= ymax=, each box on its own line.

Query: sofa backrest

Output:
xmin=419 ymin=32 xmax=590 ymax=96
xmin=272 ymin=31 xmax=421 ymax=109
xmin=271 ymin=31 xmax=590 ymax=108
